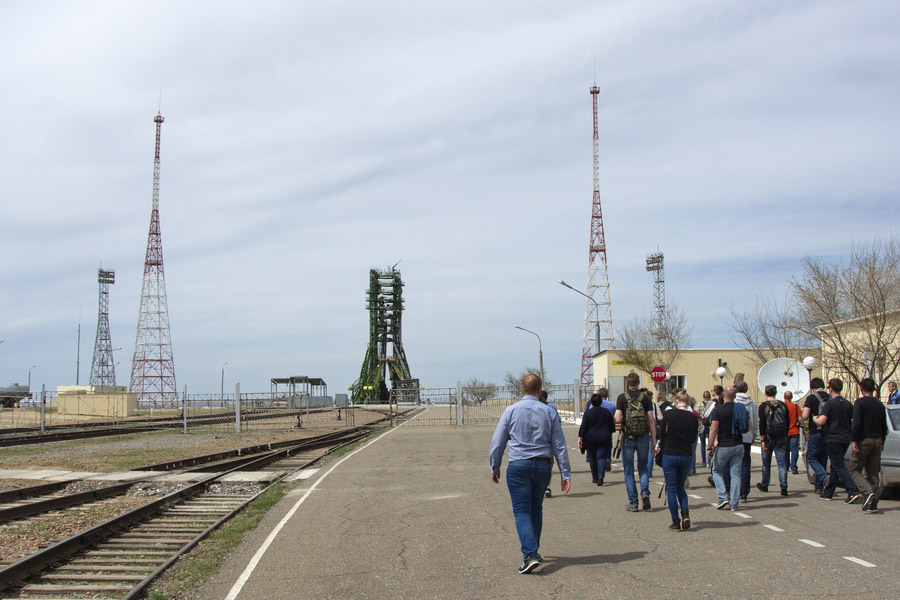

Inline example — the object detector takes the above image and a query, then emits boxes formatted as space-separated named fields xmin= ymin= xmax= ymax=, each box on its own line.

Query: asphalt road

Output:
xmin=196 ymin=415 xmax=900 ymax=599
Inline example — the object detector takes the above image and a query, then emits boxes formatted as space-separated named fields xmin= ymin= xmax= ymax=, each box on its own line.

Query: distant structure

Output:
xmin=351 ymin=267 xmax=418 ymax=404
xmin=581 ymin=85 xmax=616 ymax=388
xmin=646 ymin=251 xmax=665 ymax=335
xmin=130 ymin=113 xmax=177 ymax=406
xmin=89 ymin=269 xmax=117 ymax=387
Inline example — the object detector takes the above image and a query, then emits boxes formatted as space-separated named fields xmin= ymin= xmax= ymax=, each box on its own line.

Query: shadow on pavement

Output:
xmin=540 ymin=550 xmax=647 ymax=573
xmin=691 ymin=520 xmax=756 ymax=530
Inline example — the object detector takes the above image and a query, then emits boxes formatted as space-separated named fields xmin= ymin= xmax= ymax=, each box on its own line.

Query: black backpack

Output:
xmin=764 ymin=400 xmax=788 ymax=439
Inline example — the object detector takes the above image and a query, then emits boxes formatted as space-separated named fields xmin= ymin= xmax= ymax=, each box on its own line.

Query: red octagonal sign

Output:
xmin=650 ymin=366 xmax=667 ymax=383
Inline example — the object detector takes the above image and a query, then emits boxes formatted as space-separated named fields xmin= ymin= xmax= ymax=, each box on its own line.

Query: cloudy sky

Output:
xmin=1 ymin=0 xmax=898 ymax=396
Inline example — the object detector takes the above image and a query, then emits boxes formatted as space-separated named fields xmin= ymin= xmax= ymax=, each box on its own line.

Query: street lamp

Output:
xmin=715 ymin=365 xmax=727 ymax=389
xmin=802 ymin=356 xmax=817 ymax=383
xmin=513 ymin=325 xmax=544 ymax=382
xmin=558 ymin=280 xmax=600 ymax=354
xmin=221 ymin=362 xmax=228 ymax=403
xmin=27 ymin=365 xmax=36 ymax=391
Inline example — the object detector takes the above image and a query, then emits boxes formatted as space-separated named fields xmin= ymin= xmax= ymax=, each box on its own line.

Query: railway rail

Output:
xmin=0 ymin=426 xmax=375 ymax=598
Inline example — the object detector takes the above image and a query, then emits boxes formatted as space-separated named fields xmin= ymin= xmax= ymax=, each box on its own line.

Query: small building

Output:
xmin=56 ymin=385 xmax=137 ymax=418
xmin=593 ymin=348 xmax=822 ymax=402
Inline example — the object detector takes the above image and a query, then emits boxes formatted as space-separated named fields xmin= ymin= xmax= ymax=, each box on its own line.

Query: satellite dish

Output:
xmin=757 ymin=358 xmax=810 ymax=401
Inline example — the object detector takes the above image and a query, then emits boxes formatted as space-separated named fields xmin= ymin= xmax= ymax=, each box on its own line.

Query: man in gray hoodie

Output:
xmin=734 ymin=380 xmax=759 ymax=502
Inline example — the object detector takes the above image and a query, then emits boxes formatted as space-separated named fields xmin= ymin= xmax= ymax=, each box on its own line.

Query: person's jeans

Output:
xmin=761 ymin=437 xmax=789 ymax=490
xmin=622 ymin=434 xmax=650 ymax=505
xmin=713 ymin=444 xmax=744 ymax=509
xmin=806 ymin=432 xmax=828 ymax=491
xmin=787 ymin=434 xmax=800 ymax=471
xmin=587 ymin=445 xmax=611 ymax=482
xmin=690 ymin=439 xmax=698 ymax=473
xmin=740 ymin=442 xmax=752 ymax=497
xmin=662 ymin=454 xmax=691 ymax=521
xmin=823 ymin=441 xmax=860 ymax=499
xmin=506 ymin=458 xmax=553 ymax=558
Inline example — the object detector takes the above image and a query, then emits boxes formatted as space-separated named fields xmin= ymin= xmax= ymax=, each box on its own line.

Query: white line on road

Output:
xmin=799 ymin=539 xmax=825 ymax=548
xmin=763 ymin=524 xmax=784 ymax=532
xmin=733 ymin=511 xmax=751 ymax=519
xmin=843 ymin=556 xmax=876 ymax=568
xmin=688 ymin=494 xmax=703 ymax=499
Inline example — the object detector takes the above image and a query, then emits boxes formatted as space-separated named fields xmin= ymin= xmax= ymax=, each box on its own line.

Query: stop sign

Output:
xmin=650 ymin=366 xmax=667 ymax=383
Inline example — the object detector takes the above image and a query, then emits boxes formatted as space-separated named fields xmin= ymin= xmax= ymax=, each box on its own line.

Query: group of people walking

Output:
xmin=489 ymin=371 xmax=891 ymax=573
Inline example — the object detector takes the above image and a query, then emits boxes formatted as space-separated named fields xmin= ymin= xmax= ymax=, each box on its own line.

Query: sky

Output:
xmin=1 ymin=0 xmax=898 ymax=396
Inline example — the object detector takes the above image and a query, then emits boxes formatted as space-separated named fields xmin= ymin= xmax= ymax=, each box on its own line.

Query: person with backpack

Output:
xmin=813 ymin=378 xmax=862 ymax=504
xmin=614 ymin=372 xmax=657 ymax=512
xmin=801 ymin=377 xmax=830 ymax=493
xmin=757 ymin=385 xmax=790 ymax=496
xmin=783 ymin=390 xmax=802 ymax=474
xmin=707 ymin=386 xmax=746 ymax=510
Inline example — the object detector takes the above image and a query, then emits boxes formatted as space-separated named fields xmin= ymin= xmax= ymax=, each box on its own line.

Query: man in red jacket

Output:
xmin=784 ymin=390 xmax=802 ymax=474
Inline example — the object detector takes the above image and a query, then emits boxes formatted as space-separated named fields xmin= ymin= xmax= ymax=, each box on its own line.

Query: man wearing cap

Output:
xmin=490 ymin=374 xmax=571 ymax=574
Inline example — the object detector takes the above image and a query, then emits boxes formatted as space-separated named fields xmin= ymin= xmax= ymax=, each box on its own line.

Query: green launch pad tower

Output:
xmin=351 ymin=267 xmax=418 ymax=404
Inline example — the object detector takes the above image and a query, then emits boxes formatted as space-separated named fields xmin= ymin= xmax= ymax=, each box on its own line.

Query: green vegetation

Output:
xmin=147 ymin=483 xmax=286 ymax=600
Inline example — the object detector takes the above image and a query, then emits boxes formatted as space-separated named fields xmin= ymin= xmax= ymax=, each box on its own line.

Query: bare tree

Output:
xmin=462 ymin=378 xmax=497 ymax=406
xmin=618 ymin=303 xmax=693 ymax=376
xmin=790 ymin=238 xmax=900 ymax=394
xmin=729 ymin=295 xmax=817 ymax=364
xmin=503 ymin=368 xmax=552 ymax=399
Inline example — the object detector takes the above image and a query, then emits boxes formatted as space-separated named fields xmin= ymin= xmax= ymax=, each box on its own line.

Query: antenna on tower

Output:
xmin=130 ymin=112 xmax=177 ymax=407
xmin=579 ymin=84 xmax=616 ymax=390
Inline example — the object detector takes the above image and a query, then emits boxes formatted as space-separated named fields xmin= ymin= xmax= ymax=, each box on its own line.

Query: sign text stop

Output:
xmin=650 ymin=366 xmax=667 ymax=383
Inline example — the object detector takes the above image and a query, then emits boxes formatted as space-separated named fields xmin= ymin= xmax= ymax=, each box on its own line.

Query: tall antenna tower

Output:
xmin=581 ymin=85 xmax=616 ymax=388
xmin=130 ymin=113 xmax=177 ymax=406
xmin=90 ymin=269 xmax=117 ymax=387
xmin=645 ymin=252 xmax=665 ymax=335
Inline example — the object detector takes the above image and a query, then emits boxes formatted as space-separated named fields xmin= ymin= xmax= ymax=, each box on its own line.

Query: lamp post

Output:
xmin=558 ymin=280 xmax=600 ymax=354
xmin=802 ymin=356 xmax=817 ymax=382
xmin=513 ymin=325 xmax=544 ymax=382
xmin=715 ymin=366 xmax=727 ymax=389
xmin=27 ymin=365 xmax=36 ymax=391
xmin=221 ymin=362 xmax=228 ymax=405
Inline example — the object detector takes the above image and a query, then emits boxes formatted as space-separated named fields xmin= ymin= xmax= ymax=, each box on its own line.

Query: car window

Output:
xmin=890 ymin=408 xmax=900 ymax=431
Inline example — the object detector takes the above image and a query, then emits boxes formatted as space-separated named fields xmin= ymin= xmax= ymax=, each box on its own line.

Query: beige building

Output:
xmin=593 ymin=348 xmax=823 ymax=402
xmin=56 ymin=385 xmax=137 ymax=418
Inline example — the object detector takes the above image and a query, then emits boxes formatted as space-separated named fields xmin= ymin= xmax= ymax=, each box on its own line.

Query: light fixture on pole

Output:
xmin=715 ymin=364 xmax=727 ymax=388
xmin=27 ymin=365 xmax=36 ymax=391
xmin=513 ymin=325 xmax=544 ymax=383
xmin=558 ymin=280 xmax=600 ymax=355
xmin=802 ymin=356 xmax=817 ymax=381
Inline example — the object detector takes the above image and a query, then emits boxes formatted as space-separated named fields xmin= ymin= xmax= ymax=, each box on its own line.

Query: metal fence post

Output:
xmin=573 ymin=379 xmax=581 ymax=419
xmin=40 ymin=384 xmax=46 ymax=433
xmin=235 ymin=382 xmax=241 ymax=433
xmin=183 ymin=384 xmax=188 ymax=435
xmin=456 ymin=381 xmax=463 ymax=426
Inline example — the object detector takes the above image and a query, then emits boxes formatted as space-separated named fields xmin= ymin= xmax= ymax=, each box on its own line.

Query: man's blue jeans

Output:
xmin=807 ymin=432 xmax=828 ymax=491
xmin=713 ymin=444 xmax=744 ymax=509
xmin=761 ymin=437 xmax=789 ymax=490
xmin=662 ymin=454 xmax=691 ymax=521
xmin=787 ymin=434 xmax=800 ymax=471
xmin=587 ymin=445 xmax=610 ymax=482
xmin=506 ymin=458 xmax=553 ymax=558
xmin=823 ymin=441 xmax=860 ymax=499
xmin=622 ymin=434 xmax=650 ymax=505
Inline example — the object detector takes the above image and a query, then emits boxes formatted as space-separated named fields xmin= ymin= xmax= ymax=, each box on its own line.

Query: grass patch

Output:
xmin=147 ymin=483 xmax=285 ymax=600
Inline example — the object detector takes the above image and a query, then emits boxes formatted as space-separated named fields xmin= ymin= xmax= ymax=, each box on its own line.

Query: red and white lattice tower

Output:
xmin=130 ymin=113 xmax=177 ymax=406
xmin=581 ymin=86 xmax=616 ymax=388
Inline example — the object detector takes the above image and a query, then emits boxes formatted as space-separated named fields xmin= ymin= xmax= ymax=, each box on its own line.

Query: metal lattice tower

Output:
xmin=90 ymin=269 xmax=117 ymax=387
xmin=646 ymin=252 xmax=665 ymax=335
xmin=351 ymin=267 xmax=417 ymax=404
xmin=581 ymin=85 xmax=616 ymax=388
xmin=130 ymin=113 xmax=177 ymax=406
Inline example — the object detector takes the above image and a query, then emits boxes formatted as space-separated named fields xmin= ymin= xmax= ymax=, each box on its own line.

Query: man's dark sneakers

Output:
xmin=597 ymin=477 xmax=604 ymax=486
xmin=819 ymin=494 xmax=833 ymax=500
xmin=861 ymin=492 xmax=876 ymax=511
xmin=518 ymin=553 xmax=542 ymax=574
xmin=669 ymin=519 xmax=682 ymax=531
xmin=715 ymin=500 xmax=729 ymax=510
xmin=844 ymin=493 xmax=862 ymax=505
xmin=642 ymin=494 xmax=651 ymax=510
xmin=740 ymin=495 xmax=748 ymax=503
xmin=756 ymin=483 xmax=768 ymax=492
xmin=864 ymin=502 xmax=879 ymax=514
xmin=681 ymin=510 xmax=691 ymax=530
xmin=780 ymin=489 xmax=788 ymax=496
xmin=628 ymin=503 xmax=640 ymax=512
xmin=791 ymin=469 xmax=799 ymax=474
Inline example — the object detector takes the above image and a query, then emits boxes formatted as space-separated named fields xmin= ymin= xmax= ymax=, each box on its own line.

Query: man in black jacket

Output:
xmin=813 ymin=378 xmax=862 ymax=504
xmin=849 ymin=377 xmax=889 ymax=513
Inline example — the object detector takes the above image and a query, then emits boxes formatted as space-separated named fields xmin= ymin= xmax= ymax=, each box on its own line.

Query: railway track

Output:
xmin=0 ymin=426 xmax=375 ymax=598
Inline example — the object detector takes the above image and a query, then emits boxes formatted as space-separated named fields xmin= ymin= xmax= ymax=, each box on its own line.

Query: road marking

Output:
xmin=688 ymin=494 xmax=703 ymax=499
xmin=655 ymin=481 xmax=664 ymax=486
xmin=763 ymin=524 xmax=784 ymax=532
xmin=733 ymin=511 xmax=751 ymax=519
xmin=843 ymin=557 xmax=876 ymax=568
xmin=799 ymin=539 xmax=825 ymax=548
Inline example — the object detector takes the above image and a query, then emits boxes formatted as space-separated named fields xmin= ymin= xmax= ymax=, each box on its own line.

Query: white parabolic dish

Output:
xmin=757 ymin=358 xmax=810 ymax=401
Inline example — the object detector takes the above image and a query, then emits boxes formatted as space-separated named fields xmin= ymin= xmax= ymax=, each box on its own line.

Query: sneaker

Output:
xmin=740 ymin=495 xmax=748 ymax=503
xmin=819 ymin=494 xmax=833 ymax=501
xmin=715 ymin=500 xmax=729 ymax=510
xmin=681 ymin=511 xmax=691 ymax=530
xmin=597 ymin=478 xmax=604 ymax=486
xmin=628 ymin=503 xmax=640 ymax=512
xmin=606 ymin=461 xmax=612 ymax=472
xmin=791 ymin=469 xmax=799 ymax=474
xmin=642 ymin=495 xmax=651 ymax=511
xmin=669 ymin=519 xmax=682 ymax=531
xmin=861 ymin=492 xmax=876 ymax=511
xmin=545 ymin=489 xmax=552 ymax=498
xmin=756 ymin=483 xmax=768 ymax=492
xmin=864 ymin=503 xmax=879 ymax=514
xmin=844 ymin=493 xmax=862 ymax=505
xmin=518 ymin=553 xmax=541 ymax=574
xmin=781 ymin=489 xmax=788 ymax=496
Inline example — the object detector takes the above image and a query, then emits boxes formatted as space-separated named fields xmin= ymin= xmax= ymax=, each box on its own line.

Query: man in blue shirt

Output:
xmin=887 ymin=381 xmax=900 ymax=405
xmin=490 ymin=374 xmax=571 ymax=574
